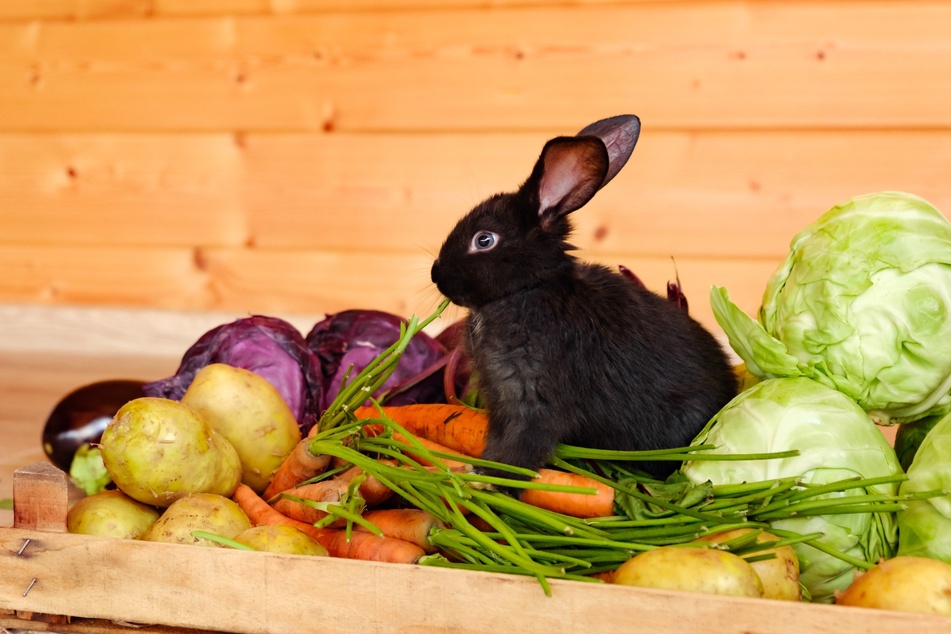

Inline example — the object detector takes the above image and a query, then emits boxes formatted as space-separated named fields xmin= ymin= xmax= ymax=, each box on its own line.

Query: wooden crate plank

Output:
xmin=1 ymin=3 xmax=950 ymax=131
xmin=2 ymin=522 xmax=951 ymax=633
xmin=12 ymin=462 xmax=68 ymax=532
xmin=0 ymin=244 xmax=779 ymax=334
xmin=4 ymin=130 xmax=950 ymax=258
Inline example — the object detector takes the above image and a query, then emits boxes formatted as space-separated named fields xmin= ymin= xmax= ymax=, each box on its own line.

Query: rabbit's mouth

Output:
xmin=430 ymin=260 xmax=469 ymax=308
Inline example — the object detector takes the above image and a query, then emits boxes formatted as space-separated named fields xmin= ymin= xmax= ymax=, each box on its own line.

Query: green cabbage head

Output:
xmin=681 ymin=377 xmax=902 ymax=603
xmin=711 ymin=191 xmax=951 ymax=425
xmin=897 ymin=410 xmax=951 ymax=563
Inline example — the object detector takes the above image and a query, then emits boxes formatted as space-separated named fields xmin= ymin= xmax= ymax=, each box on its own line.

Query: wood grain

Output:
xmin=0 ymin=245 xmax=779 ymax=332
xmin=2 ymin=521 xmax=951 ymax=633
xmin=0 ymin=0 xmax=640 ymax=21
xmin=13 ymin=462 xmax=68 ymax=532
xmin=5 ymin=130 xmax=950 ymax=258
xmin=1 ymin=3 xmax=950 ymax=131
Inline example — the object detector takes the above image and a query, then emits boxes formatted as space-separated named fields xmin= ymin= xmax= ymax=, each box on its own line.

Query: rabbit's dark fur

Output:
xmin=430 ymin=115 xmax=737 ymax=480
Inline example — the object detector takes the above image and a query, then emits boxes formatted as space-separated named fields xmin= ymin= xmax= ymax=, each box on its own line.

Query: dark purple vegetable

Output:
xmin=619 ymin=264 xmax=689 ymax=314
xmin=306 ymin=309 xmax=460 ymax=411
xmin=666 ymin=275 xmax=689 ymax=314
xmin=434 ymin=318 xmax=475 ymax=404
xmin=42 ymin=379 xmax=146 ymax=472
xmin=143 ymin=316 xmax=322 ymax=434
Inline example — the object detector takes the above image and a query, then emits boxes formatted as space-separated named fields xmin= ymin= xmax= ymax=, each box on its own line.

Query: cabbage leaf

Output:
xmin=712 ymin=191 xmax=951 ymax=425
xmin=681 ymin=377 xmax=902 ymax=603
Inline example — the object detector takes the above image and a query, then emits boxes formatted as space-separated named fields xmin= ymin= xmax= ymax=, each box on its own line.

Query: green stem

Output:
xmin=190 ymin=530 xmax=255 ymax=551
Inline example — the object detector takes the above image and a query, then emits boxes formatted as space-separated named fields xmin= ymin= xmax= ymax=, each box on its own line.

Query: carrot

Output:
xmin=356 ymin=508 xmax=444 ymax=553
xmin=262 ymin=438 xmax=332 ymax=500
xmin=307 ymin=420 xmax=321 ymax=439
xmin=465 ymin=513 xmax=495 ymax=532
xmin=234 ymin=482 xmax=312 ymax=530
xmin=590 ymin=570 xmax=617 ymax=583
xmin=354 ymin=403 xmax=488 ymax=458
xmin=272 ymin=479 xmax=356 ymax=525
xmin=519 ymin=469 xmax=616 ymax=519
xmin=394 ymin=433 xmax=471 ymax=469
xmin=335 ymin=461 xmax=395 ymax=507
xmin=232 ymin=483 xmax=424 ymax=564
xmin=363 ymin=424 xmax=472 ymax=470
xmin=317 ymin=528 xmax=426 ymax=564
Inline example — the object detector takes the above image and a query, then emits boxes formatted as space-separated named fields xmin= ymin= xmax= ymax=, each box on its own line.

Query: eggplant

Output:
xmin=42 ymin=379 xmax=147 ymax=472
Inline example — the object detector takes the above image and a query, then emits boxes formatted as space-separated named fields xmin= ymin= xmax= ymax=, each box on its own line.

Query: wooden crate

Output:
xmin=1 ymin=463 xmax=950 ymax=634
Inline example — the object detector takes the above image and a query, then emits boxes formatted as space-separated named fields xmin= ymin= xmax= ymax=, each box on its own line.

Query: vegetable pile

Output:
xmin=51 ymin=190 xmax=951 ymax=618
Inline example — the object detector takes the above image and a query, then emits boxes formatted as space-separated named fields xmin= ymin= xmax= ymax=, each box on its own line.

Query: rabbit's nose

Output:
xmin=430 ymin=261 xmax=440 ymax=284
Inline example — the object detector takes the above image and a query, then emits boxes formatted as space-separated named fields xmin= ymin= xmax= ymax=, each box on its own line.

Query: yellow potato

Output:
xmin=836 ymin=556 xmax=951 ymax=615
xmin=100 ymin=397 xmax=243 ymax=507
xmin=67 ymin=489 xmax=160 ymax=539
xmin=613 ymin=546 xmax=765 ymax=598
xmin=696 ymin=528 xmax=801 ymax=601
xmin=233 ymin=525 xmax=329 ymax=557
xmin=182 ymin=363 xmax=301 ymax=493
xmin=143 ymin=493 xmax=251 ymax=547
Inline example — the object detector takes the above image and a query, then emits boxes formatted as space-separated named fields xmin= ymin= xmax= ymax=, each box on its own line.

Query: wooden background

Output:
xmin=3 ymin=0 xmax=951 ymax=333
xmin=0 ymin=1 xmax=944 ymax=509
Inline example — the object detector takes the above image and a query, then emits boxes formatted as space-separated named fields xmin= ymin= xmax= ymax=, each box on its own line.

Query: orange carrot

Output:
xmin=363 ymin=424 xmax=472 ymax=470
xmin=466 ymin=514 xmax=495 ymax=532
xmin=590 ymin=569 xmax=617 ymax=583
xmin=234 ymin=482 xmax=311 ymax=530
xmin=262 ymin=438 xmax=332 ymax=500
xmin=307 ymin=422 xmax=319 ymax=439
xmin=271 ymin=479 xmax=356 ymax=525
xmin=356 ymin=508 xmax=444 ymax=553
xmin=317 ymin=528 xmax=426 ymax=564
xmin=394 ymin=433 xmax=472 ymax=469
xmin=354 ymin=403 xmax=488 ymax=458
xmin=335 ymin=461 xmax=395 ymax=507
xmin=232 ymin=484 xmax=424 ymax=564
xmin=519 ymin=469 xmax=616 ymax=519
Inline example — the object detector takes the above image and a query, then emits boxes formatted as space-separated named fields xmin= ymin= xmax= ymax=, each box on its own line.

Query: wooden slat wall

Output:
xmin=1 ymin=0 xmax=950 ymax=334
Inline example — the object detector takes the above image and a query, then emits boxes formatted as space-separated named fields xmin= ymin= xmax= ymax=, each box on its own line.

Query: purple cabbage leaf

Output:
xmin=143 ymin=316 xmax=323 ymax=434
xmin=306 ymin=309 xmax=469 ymax=412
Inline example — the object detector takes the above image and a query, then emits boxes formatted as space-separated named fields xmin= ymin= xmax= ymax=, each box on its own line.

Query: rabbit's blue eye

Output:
xmin=469 ymin=230 xmax=499 ymax=253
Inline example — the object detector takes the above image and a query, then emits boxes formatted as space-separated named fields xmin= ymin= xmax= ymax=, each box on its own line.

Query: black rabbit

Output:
xmin=430 ymin=115 xmax=737 ymax=482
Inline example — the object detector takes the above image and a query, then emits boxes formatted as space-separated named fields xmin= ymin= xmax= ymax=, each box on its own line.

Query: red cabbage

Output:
xmin=306 ymin=309 xmax=459 ymax=412
xmin=619 ymin=264 xmax=689 ymax=313
xmin=143 ymin=316 xmax=323 ymax=434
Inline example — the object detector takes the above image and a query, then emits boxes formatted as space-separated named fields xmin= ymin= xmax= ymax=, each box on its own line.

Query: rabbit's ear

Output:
xmin=576 ymin=114 xmax=640 ymax=188
xmin=529 ymin=136 xmax=609 ymax=226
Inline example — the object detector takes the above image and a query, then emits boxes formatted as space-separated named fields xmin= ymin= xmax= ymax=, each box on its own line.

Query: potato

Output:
xmin=696 ymin=528 xmax=801 ymax=601
xmin=613 ymin=546 xmax=765 ymax=598
xmin=181 ymin=363 xmax=301 ymax=494
xmin=66 ymin=489 xmax=160 ymax=539
xmin=233 ymin=525 xmax=329 ymax=556
xmin=142 ymin=493 xmax=251 ymax=547
xmin=836 ymin=556 xmax=951 ymax=615
xmin=100 ymin=397 xmax=243 ymax=507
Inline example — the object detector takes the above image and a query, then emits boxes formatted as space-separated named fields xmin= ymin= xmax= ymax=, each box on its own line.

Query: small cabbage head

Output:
xmin=681 ymin=377 xmax=902 ymax=603
xmin=897 ymin=410 xmax=951 ymax=563
xmin=712 ymin=191 xmax=951 ymax=425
